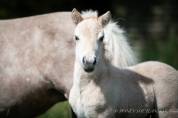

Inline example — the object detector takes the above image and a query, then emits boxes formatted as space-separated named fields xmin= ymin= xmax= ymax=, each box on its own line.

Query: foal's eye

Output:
xmin=99 ymin=35 xmax=104 ymax=42
xmin=75 ymin=36 xmax=79 ymax=41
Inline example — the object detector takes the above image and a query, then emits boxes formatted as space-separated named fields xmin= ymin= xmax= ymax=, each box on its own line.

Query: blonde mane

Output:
xmin=81 ymin=10 xmax=98 ymax=18
xmin=82 ymin=10 xmax=137 ymax=68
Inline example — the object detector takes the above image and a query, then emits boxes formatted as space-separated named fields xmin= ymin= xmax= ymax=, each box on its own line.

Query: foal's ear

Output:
xmin=99 ymin=11 xmax=111 ymax=27
xmin=72 ymin=8 xmax=83 ymax=25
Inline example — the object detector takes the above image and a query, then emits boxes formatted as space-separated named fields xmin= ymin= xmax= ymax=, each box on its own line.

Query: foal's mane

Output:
xmin=81 ymin=10 xmax=137 ymax=68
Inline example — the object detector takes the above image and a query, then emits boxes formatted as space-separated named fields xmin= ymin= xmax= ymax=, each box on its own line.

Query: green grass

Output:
xmin=37 ymin=101 xmax=72 ymax=118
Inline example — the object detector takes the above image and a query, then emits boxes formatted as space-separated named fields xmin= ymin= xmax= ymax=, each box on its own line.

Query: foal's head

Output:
xmin=72 ymin=8 xmax=111 ymax=73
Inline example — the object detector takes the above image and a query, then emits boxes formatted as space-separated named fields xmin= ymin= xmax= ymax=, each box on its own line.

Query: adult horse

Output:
xmin=0 ymin=12 xmax=75 ymax=118
xmin=69 ymin=9 xmax=178 ymax=118
xmin=0 ymin=11 xmax=137 ymax=118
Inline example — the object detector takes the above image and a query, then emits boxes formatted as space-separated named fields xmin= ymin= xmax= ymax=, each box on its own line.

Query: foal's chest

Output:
xmin=75 ymin=82 xmax=107 ymax=117
xmin=82 ymin=82 xmax=106 ymax=106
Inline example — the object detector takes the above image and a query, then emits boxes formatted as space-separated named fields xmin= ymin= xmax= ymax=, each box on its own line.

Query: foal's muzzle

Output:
xmin=82 ymin=56 xmax=97 ymax=72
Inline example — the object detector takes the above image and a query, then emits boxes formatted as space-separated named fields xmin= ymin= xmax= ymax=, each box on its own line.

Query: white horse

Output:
xmin=69 ymin=8 xmax=178 ymax=118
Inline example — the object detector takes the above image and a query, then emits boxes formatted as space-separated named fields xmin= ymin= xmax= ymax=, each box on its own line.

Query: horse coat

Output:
xmin=0 ymin=12 xmax=75 ymax=118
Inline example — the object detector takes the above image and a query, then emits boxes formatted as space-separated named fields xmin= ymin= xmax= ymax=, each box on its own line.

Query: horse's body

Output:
xmin=0 ymin=12 xmax=75 ymax=118
xmin=69 ymin=9 xmax=178 ymax=118
xmin=0 ymin=11 xmax=137 ymax=117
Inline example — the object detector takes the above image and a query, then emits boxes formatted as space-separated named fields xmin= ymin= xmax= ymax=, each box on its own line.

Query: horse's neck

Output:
xmin=73 ymin=61 xmax=108 ymax=90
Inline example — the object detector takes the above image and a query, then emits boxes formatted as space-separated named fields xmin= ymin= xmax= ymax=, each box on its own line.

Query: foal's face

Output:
xmin=72 ymin=9 xmax=111 ymax=73
xmin=75 ymin=19 xmax=104 ymax=72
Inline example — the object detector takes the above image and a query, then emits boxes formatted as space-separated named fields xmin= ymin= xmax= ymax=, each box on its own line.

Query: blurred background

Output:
xmin=0 ymin=0 xmax=177 ymax=118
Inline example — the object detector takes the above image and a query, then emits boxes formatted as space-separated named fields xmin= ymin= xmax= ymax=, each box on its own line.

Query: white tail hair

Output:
xmin=82 ymin=10 xmax=137 ymax=68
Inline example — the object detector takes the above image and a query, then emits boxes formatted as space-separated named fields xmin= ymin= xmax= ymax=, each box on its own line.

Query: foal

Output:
xmin=69 ymin=9 xmax=178 ymax=118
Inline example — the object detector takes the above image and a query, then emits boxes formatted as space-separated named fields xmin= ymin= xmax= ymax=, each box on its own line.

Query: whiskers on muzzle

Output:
xmin=82 ymin=56 xmax=97 ymax=72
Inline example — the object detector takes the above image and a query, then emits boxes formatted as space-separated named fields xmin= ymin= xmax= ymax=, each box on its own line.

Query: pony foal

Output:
xmin=69 ymin=9 xmax=178 ymax=118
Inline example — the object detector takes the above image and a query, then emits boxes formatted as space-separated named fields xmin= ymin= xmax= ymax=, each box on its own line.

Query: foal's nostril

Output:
xmin=82 ymin=57 xmax=86 ymax=64
xmin=93 ymin=57 xmax=97 ymax=65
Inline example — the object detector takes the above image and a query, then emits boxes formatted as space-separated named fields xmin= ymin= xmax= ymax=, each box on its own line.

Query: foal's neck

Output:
xmin=73 ymin=59 xmax=109 ymax=88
